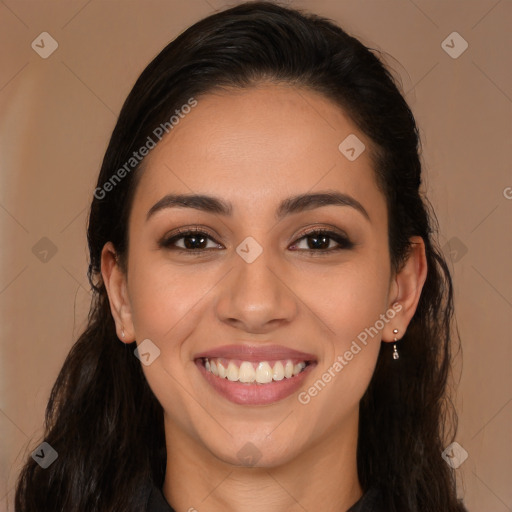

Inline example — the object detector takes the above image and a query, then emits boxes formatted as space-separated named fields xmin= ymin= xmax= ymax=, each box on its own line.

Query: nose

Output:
xmin=214 ymin=246 xmax=298 ymax=334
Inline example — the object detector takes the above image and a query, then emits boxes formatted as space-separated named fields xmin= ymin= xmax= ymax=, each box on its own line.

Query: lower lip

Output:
xmin=195 ymin=359 xmax=316 ymax=406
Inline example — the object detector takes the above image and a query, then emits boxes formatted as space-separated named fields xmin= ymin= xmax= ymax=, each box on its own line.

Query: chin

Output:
xmin=207 ymin=435 xmax=301 ymax=469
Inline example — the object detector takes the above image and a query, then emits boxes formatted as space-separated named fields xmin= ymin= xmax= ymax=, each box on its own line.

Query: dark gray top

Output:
xmin=147 ymin=483 xmax=384 ymax=511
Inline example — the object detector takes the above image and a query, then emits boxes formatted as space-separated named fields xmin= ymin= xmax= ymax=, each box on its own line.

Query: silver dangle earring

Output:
xmin=121 ymin=329 xmax=125 ymax=339
xmin=392 ymin=328 xmax=399 ymax=360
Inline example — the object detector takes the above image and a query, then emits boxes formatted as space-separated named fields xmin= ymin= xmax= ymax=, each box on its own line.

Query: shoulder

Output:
xmin=348 ymin=486 xmax=386 ymax=512
xmin=146 ymin=482 xmax=176 ymax=512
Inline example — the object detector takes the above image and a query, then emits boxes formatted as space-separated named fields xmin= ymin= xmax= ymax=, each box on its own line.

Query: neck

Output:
xmin=162 ymin=413 xmax=362 ymax=512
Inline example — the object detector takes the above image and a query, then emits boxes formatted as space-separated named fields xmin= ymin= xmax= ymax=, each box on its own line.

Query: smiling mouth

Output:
xmin=198 ymin=357 xmax=315 ymax=384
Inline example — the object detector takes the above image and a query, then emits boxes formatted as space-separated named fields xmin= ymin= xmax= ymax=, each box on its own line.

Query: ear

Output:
xmin=101 ymin=241 xmax=135 ymax=344
xmin=383 ymin=236 xmax=428 ymax=342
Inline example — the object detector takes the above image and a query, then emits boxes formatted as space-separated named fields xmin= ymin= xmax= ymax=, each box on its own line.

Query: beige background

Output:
xmin=0 ymin=1 xmax=511 ymax=511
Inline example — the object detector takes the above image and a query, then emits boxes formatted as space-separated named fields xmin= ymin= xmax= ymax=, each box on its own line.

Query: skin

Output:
xmin=101 ymin=83 xmax=427 ymax=512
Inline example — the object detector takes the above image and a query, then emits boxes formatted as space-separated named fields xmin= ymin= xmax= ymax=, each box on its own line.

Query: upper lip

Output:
xmin=194 ymin=344 xmax=317 ymax=362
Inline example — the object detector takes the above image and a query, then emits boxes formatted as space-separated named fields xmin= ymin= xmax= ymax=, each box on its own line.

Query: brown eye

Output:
xmin=290 ymin=229 xmax=354 ymax=253
xmin=159 ymin=228 xmax=222 ymax=251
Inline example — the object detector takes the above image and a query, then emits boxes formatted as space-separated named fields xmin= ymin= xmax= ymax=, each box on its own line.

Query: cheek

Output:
xmin=127 ymin=262 xmax=209 ymax=345
xmin=300 ymin=256 xmax=391 ymax=343
xmin=298 ymin=255 xmax=390 ymax=401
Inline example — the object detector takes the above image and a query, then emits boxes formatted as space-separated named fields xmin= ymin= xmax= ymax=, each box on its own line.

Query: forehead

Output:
xmin=130 ymin=83 xmax=385 ymax=222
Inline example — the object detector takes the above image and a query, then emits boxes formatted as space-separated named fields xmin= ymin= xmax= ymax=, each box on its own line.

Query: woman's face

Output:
xmin=106 ymin=83 xmax=401 ymax=467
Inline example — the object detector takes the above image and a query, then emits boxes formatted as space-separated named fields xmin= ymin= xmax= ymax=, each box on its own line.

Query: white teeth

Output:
xmin=239 ymin=361 xmax=256 ymax=383
xmin=294 ymin=362 xmax=305 ymax=375
xmin=227 ymin=362 xmax=238 ymax=381
xmin=203 ymin=358 xmax=308 ymax=384
xmin=256 ymin=362 xmax=273 ymax=384
xmin=272 ymin=361 xmax=285 ymax=381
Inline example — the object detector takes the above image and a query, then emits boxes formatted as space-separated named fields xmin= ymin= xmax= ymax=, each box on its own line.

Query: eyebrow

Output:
xmin=146 ymin=190 xmax=370 ymax=223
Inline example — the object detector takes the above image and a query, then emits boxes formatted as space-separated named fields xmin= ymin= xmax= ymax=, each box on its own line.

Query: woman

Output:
xmin=15 ymin=2 xmax=467 ymax=511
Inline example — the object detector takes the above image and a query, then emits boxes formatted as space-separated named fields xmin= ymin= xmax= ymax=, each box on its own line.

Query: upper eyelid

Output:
xmin=298 ymin=226 xmax=349 ymax=238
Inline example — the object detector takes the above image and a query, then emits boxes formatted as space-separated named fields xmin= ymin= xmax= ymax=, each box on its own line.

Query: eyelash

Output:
xmin=159 ymin=226 xmax=354 ymax=255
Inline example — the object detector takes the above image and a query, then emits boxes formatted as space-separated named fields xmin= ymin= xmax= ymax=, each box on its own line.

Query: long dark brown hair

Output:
xmin=15 ymin=2 xmax=466 ymax=511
